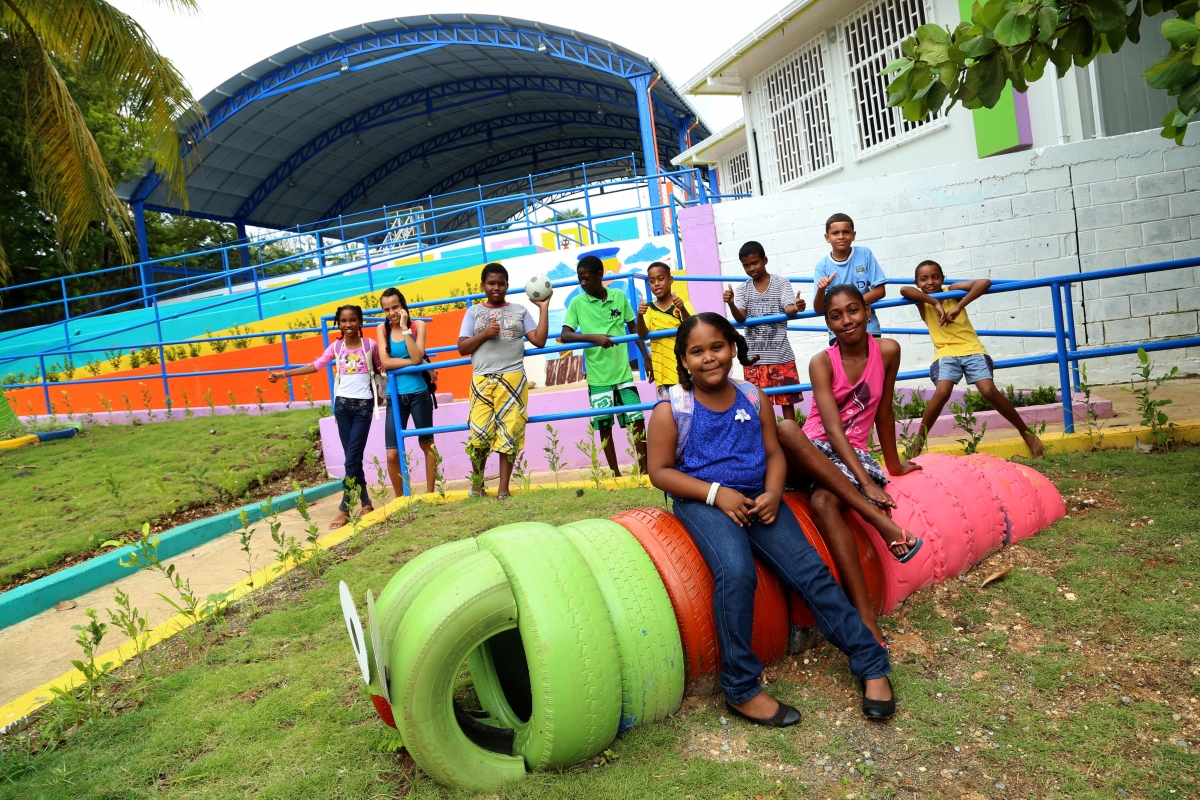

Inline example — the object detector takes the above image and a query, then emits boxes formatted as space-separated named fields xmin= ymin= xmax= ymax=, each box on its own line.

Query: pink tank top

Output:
xmin=802 ymin=335 xmax=885 ymax=452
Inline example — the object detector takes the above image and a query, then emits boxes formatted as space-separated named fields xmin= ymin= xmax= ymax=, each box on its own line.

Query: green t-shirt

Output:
xmin=563 ymin=287 xmax=635 ymax=387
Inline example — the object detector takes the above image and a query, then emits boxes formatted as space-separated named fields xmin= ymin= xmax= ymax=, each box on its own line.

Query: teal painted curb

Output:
xmin=0 ymin=480 xmax=342 ymax=631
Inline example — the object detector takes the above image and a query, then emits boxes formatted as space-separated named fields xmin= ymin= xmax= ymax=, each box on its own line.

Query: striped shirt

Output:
xmin=734 ymin=274 xmax=795 ymax=365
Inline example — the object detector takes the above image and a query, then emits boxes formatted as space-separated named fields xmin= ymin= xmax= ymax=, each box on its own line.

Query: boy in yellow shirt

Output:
xmin=900 ymin=260 xmax=1044 ymax=458
xmin=636 ymin=262 xmax=693 ymax=399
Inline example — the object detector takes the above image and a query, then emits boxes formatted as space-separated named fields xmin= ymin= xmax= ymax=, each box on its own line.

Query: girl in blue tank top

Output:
xmin=647 ymin=312 xmax=896 ymax=728
xmin=376 ymin=288 xmax=437 ymax=496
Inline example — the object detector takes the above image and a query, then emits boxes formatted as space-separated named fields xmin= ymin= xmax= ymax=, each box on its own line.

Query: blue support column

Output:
xmin=630 ymin=73 xmax=664 ymax=236
xmin=132 ymin=201 xmax=153 ymax=307
xmin=235 ymin=219 xmax=252 ymax=276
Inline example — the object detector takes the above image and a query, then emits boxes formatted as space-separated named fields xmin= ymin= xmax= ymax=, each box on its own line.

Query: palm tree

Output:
xmin=0 ymin=0 xmax=199 ymax=283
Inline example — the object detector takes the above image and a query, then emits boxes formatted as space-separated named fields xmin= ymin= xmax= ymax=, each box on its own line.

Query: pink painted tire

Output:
xmin=1011 ymin=462 xmax=1067 ymax=527
xmin=963 ymin=453 xmax=1045 ymax=542
xmin=913 ymin=453 xmax=1008 ymax=561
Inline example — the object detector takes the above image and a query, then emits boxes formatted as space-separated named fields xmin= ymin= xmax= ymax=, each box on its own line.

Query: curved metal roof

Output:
xmin=120 ymin=14 xmax=711 ymax=232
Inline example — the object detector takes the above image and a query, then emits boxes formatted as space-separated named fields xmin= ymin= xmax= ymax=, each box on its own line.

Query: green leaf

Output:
xmin=1161 ymin=17 xmax=1200 ymax=46
xmin=1037 ymin=5 xmax=1060 ymax=42
xmin=1081 ymin=0 xmax=1134 ymax=32
xmin=880 ymin=57 xmax=911 ymax=75
xmin=916 ymin=23 xmax=951 ymax=43
xmin=1127 ymin=0 xmax=1144 ymax=43
xmin=1144 ymin=0 xmax=1163 ymax=14
xmin=1050 ymin=40 xmax=1074 ymax=76
xmin=1144 ymin=48 xmax=1200 ymax=89
xmin=996 ymin=12 xmax=1034 ymax=45
xmin=1105 ymin=25 xmax=1128 ymax=52
xmin=980 ymin=0 xmax=1011 ymax=30
xmin=960 ymin=34 xmax=998 ymax=57
xmin=1178 ymin=75 xmax=1200 ymax=113
xmin=920 ymin=39 xmax=951 ymax=63
xmin=925 ymin=79 xmax=950 ymax=111
xmin=976 ymin=53 xmax=1009 ymax=107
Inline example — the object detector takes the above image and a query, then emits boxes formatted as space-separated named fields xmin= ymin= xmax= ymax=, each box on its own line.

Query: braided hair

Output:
xmin=672 ymin=312 xmax=759 ymax=391
xmin=333 ymin=304 xmax=363 ymax=339
xmin=379 ymin=287 xmax=409 ymax=339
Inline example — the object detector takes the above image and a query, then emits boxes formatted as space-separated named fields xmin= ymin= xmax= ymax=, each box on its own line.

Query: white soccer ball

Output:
xmin=525 ymin=274 xmax=554 ymax=302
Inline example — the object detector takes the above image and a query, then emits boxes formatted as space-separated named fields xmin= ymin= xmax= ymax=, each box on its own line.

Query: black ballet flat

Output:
xmin=725 ymin=699 xmax=801 ymax=728
xmin=859 ymin=676 xmax=896 ymax=720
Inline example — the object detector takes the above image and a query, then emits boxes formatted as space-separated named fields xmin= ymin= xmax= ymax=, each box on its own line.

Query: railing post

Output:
xmin=1050 ymin=282 xmax=1075 ymax=433
xmin=38 ymin=355 xmax=51 ymax=416
xmin=363 ymin=236 xmax=374 ymax=293
xmin=1063 ymin=281 xmax=1081 ymax=392
xmin=252 ymin=264 xmax=264 ymax=321
xmin=321 ymin=316 xmax=334 ymax=401
xmin=477 ymin=205 xmax=487 ymax=262
xmin=152 ymin=299 xmax=171 ymax=407
xmin=390 ymin=373 xmax=410 ymax=497
xmin=222 ymin=248 xmax=232 ymax=293
xmin=582 ymin=163 xmax=595 ymax=245
xmin=316 ymin=232 xmax=327 ymax=274
xmin=60 ymin=277 xmax=71 ymax=357
xmin=282 ymin=336 xmax=295 ymax=403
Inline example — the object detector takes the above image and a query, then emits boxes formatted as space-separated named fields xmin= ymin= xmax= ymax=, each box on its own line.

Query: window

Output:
xmin=841 ymin=0 xmax=942 ymax=157
xmin=751 ymin=36 xmax=838 ymax=192
xmin=720 ymin=147 xmax=753 ymax=197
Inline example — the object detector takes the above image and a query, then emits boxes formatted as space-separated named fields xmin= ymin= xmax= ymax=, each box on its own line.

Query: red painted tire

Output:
xmin=914 ymin=453 xmax=1008 ymax=561
xmin=963 ymin=453 xmax=1044 ymax=543
xmin=780 ymin=493 xmax=886 ymax=624
xmin=611 ymin=507 xmax=790 ymax=696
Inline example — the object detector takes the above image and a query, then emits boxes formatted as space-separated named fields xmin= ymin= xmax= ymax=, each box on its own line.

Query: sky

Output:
xmin=109 ymin=0 xmax=780 ymax=131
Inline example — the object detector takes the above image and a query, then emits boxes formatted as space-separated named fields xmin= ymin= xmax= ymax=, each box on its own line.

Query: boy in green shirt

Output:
xmin=562 ymin=255 xmax=651 ymax=476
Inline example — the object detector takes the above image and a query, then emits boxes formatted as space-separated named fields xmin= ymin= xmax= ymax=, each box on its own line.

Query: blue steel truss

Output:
xmin=128 ymin=22 xmax=665 ymax=206
xmin=323 ymin=114 xmax=647 ymax=218
xmin=234 ymin=74 xmax=679 ymax=221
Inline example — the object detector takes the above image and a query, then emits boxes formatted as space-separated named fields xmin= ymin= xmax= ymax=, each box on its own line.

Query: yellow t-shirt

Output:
xmin=643 ymin=300 xmax=693 ymax=385
xmin=922 ymin=299 xmax=988 ymax=358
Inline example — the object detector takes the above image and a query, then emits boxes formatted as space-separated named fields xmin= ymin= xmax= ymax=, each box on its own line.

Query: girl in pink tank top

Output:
xmin=800 ymin=284 xmax=923 ymax=647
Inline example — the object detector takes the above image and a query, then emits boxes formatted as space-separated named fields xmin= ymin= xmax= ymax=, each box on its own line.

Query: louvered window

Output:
xmin=751 ymin=36 xmax=838 ymax=192
xmin=720 ymin=147 xmax=753 ymax=197
xmin=841 ymin=0 xmax=942 ymax=157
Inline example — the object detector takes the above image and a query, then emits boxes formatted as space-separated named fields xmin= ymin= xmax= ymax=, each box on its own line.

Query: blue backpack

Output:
xmin=667 ymin=380 xmax=761 ymax=462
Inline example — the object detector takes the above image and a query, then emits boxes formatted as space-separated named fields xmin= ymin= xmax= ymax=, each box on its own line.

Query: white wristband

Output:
xmin=706 ymin=482 xmax=721 ymax=506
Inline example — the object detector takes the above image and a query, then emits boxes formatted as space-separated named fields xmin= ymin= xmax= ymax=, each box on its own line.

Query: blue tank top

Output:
xmin=676 ymin=388 xmax=766 ymax=494
xmin=387 ymin=327 xmax=428 ymax=395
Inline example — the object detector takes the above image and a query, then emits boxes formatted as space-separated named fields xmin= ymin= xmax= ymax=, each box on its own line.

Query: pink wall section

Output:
xmin=677 ymin=204 xmax=724 ymax=315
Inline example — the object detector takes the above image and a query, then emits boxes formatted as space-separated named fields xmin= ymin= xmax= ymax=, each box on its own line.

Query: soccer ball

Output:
xmin=525 ymin=274 xmax=554 ymax=302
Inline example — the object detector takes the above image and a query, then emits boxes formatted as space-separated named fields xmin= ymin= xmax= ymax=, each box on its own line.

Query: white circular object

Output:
xmin=338 ymin=581 xmax=370 ymax=686
xmin=525 ymin=274 xmax=554 ymax=302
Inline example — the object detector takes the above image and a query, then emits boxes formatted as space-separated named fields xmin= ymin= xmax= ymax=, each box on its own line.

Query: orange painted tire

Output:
xmin=611 ymin=507 xmax=790 ymax=696
xmin=780 ymin=493 xmax=886 ymax=625
xmin=611 ymin=508 xmax=719 ymax=696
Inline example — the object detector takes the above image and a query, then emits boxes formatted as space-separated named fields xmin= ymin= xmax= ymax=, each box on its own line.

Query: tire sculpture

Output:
xmin=339 ymin=454 xmax=1067 ymax=792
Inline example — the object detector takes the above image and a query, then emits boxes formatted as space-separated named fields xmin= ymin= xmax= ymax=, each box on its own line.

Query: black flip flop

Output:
xmin=725 ymin=700 xmax=801 ymax=728
xmin=889 ymin=531 xmax=924 ymax=564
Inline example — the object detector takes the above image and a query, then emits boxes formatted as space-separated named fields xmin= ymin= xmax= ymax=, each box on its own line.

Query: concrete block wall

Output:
xmin=707 ymin=126 xmax=1200 ymax=390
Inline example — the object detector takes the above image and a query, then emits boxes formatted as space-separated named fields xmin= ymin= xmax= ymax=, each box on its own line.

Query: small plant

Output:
xmin=106 ymin=587 xmax=152 ymax=677
xmin=262 ymin=498 xmax=305 ymax=570
xmin=188 ymin=342 xmax=202 ymax=358
xmin=216 ymin=460 xmax=239 ymax=502
xmin=360 ymin=292 xmax=380 ymax=310
xmin=344 ymin=478 xmax=366 ymax=549
xmin=105 ymin=349 xmax=124 ymax=370
xmin=1123 ymin=347 xmax=1178 ymax=452
xmin=62 ymin=357 xmax=76 ymax=381
xmin=203 ymin=387 xmax=216 ymax=417
xmin=512 ymin=450 xmax=532 ymax=496
xmin=152 ymin=474 xmax=177 ymax=515
xmin=128 ymin=349 xmax=142 ymax=370
xmin=466 ymin=442 xmax=487 ymax=497
xmin=262 ymin=332 xmax=278 ymax=345
xmin=624 ymin=428 xmax=648 ymax=487
xmin=60 ymin=391 xmax=75 ymax=422
xmin=181 ymin=388 xmax=194 ymax=419
xmin=207 ymin=328 xmax=229 ymax=354
xmin=893 ymin=391 xmax=925 ymax=460
xmin=97 ymin=393 xmax=113 ymax=416
xmin=1072 ymin=364 xmax=1105 ymax=450
xmin=230 ymin=324 xmax=252 ymax=349
xmin=45 ymin=362 xmax=61 ymax=383
xmin=139 ymin=347 xmax=159 ymax=366
xmin=300 ymin=377 xmax=315 ymax=408
xmin=949 ymin=400 xmax=987 ymax=455
xmin=164 ymin=346 xmax=178 ymax=363
xmin=227 ymin=390 xmax=240 ymax=415
xmin=139 ymin=382 xmax=155 ymax=421
xmin=576 ymin=436 xmax=610 ymax=490
xmin=293 ymin=483 xmax=324 ymax=576
xmin=431 ymin=445 xmax=448 ymax=502
xmin=254 ymin=385 xmax=267 ymax=415
xmin=370 ymin=456 xmax=392 ymax=535
xmin=236 ymin=510 xmax=260 ymax=611
xmin=120 ymin=392 xmax=134 ymax=424
xmin=86 ymin=358 xmax=102 ymax=377
xmin=119 ymin=524 xmax=225 ymax=647
xmin=543 ymin=424 xmax=565 ymax=488
xmin=68 ymin=609 xmax=113 ymax=702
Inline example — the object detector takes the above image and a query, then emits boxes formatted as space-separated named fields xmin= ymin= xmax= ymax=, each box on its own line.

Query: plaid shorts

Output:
xmin=794 ymin=438 xmax=890 ymax=507
xmin=742 ymin=360 xmax=803 ymax=407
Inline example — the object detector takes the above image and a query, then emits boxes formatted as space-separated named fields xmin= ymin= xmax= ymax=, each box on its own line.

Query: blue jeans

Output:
xmin=333 ymin=397 xmax=373 ymax=511
xmin=673 ymin=492 xmax=890 ymax=704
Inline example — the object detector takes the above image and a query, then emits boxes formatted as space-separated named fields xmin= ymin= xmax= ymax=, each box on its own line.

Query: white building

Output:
xmin=674 ymin=0 xmax=1176 ymax=198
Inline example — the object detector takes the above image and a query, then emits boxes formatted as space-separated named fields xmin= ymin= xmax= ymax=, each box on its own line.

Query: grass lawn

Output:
xmin=1 ymin=450 xmax=1198 ymax=799
xmin=0 ymin=410 xmax=324 ymax=589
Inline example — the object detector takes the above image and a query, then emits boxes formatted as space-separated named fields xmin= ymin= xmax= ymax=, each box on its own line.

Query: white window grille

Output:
xmin=720 ymin=147 xmax=753 ymax=197
xmin=841 ymin=0 xmax=943 ymax=158
xmin=751 ymin=36 xmax=838 ymax=193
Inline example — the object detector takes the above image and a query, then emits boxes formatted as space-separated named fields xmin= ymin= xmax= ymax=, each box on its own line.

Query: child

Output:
xmin=268 ymin=304 xmax=381 ymax=528
xmin=458 ymin=263 xmax=550 ymax=498
xmin=647 ymin=312 xmax=896 ymax=724
xmin=899 ymin=260 xmax=1045 ymax=458
xmin=813 ymin=213 xmax=887 ymax=341
xmin=636 ymin=261 xmax=693 ymax=399
xmin=803 ymin=285 xmax=923 ymax=645
xmin=723 ymin=241 xmax=806 ymax=420
xmin=376 ymin=287 xmax=437 ymax=497
xmin=562 ymin=255 xmax=651 ymax=476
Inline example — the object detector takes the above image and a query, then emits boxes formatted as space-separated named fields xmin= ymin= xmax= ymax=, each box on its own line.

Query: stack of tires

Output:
xmin=339 ymin=453 xmax=1065 ymax=792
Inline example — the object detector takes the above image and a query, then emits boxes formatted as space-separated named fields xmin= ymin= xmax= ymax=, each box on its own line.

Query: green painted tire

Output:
xmin=375 ymin=538 xmax=480 ymax=658
xmin=390 ymin=548 xmax=527 ymax=792
xmin=475 ymin=522 xmax=623 ymax=770
xmin=557 ymin=519 xmax=684 ymax=731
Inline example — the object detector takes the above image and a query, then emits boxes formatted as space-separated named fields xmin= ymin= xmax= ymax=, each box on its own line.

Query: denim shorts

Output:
xmin=384 ymin=391 xmax=434 ymax=448
xmin=930 ymin=353 xmax=994 ymax=385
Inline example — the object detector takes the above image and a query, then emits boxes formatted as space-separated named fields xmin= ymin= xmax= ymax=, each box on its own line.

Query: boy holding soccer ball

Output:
xmin=458 ymin=262 xmax=551 ymax=498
